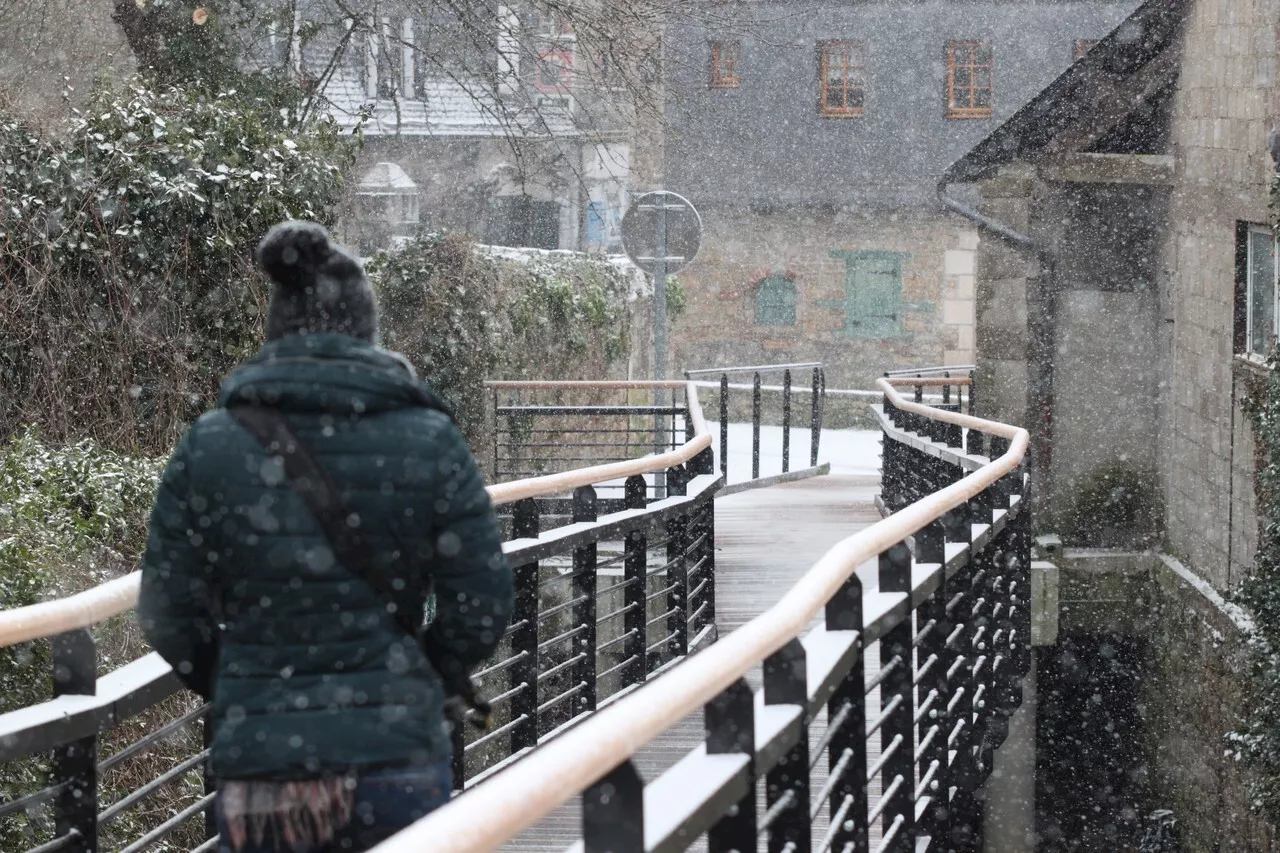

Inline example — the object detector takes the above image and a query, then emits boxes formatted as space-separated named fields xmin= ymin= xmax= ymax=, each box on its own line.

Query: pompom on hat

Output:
xmin=257 ymin=221 xmax=379 ymax=343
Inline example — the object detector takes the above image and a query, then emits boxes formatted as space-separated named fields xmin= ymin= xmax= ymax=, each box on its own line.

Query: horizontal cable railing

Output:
xmin=0 ymin=381 xmax=721 ymax=853
xmin=368 ymin=373 xmax=1030 ymax=853
xmin=0 ymin=382 xmax=711 ymax=649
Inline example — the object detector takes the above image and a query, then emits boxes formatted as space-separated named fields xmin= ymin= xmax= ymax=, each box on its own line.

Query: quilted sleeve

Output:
xmin=137 ymin=429 xmax=220 ymax=699
xmin=421 ymin=418 xmax=514 ymax=678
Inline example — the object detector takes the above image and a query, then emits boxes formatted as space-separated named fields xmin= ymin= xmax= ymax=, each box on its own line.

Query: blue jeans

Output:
xmin=216 ymin=762 xmax=453 ymax=853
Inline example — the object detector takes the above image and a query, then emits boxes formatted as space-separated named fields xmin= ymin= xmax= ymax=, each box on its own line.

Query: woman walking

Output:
xmin=138 ymin=221 xmax=513 ymax=852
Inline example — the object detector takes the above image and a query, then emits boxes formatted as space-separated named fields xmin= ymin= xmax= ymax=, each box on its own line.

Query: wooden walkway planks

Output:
xmin=501 ymin=474 xmax=883 ymax=852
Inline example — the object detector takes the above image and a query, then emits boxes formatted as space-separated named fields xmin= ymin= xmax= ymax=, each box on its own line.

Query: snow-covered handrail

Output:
xmin=367 ymin=375 xmax=1028 ymax=853
xmin=0 ymin=381 xmax=711 ymax=648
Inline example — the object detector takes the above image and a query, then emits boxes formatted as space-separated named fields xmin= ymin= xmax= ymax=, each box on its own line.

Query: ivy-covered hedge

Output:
xmin=1227 ymin=180 xmax=1280 ymax=826
xmin=0 ymin=81 xmax=359 ymax=455
xmin=369 ymin=234 xmax=641 ymax=443
xmin=0 ymin=429 xmax=176 ymax=851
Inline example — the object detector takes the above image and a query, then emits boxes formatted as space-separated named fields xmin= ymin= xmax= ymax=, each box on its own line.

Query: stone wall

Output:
xmin=1160 ymin=0 xmax=1278 ymax=589
xmin=670 ymin=205 xmax=978 ymax=390
xmin=974 ymin=166 xmax=1038 ymax=432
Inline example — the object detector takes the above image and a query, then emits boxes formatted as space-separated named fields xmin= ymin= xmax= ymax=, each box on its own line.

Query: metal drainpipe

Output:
xmin=937 ymin=179 xmax=1056 ymax=518
xmin=936 ymin=180 xmax=1040 ymax=252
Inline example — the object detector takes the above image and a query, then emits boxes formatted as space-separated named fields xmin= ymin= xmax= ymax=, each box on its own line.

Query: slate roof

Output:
xmin=663 ymin=0 xmax=1144 ymax=211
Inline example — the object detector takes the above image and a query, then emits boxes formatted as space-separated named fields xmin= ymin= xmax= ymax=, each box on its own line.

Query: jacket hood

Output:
xmin=220 ymin=333 xmax=443 ymax=416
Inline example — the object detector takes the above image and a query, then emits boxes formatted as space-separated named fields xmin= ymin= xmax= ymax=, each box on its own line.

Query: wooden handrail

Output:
xmin=0 ymin=382 xmax=712 ymax=649
xmin=367 ymin=376 xmax=1028 ymax=853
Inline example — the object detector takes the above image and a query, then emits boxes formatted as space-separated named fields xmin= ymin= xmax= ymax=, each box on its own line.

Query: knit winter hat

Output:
xmin=257 ymin=220 xmax=379 ymax=343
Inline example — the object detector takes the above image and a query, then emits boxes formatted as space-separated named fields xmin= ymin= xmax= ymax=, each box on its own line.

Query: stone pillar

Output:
xmin=974 ymin=162 xmax=1037 ymax=429
xmin=982 ymin=659 xmax=1038 ymax=853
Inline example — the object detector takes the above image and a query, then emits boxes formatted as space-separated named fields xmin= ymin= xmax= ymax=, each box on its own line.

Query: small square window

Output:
xmin=1074 ymin=40 xmax=1098 ymax=61
xmin=1236 ymin=223 xmax=1278 ymax=358
xmin=819 ymin=41 xmax=866 ymax=118
xmin=946 ymin=41 xmax=994 ymax=119
xmin=756 ymin=275 xmax=797 ymax=325
xmin=710 ymin=41 xmax=741 ymax=88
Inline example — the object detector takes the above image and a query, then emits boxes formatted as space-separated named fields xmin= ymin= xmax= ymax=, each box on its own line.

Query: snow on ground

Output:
xmin=594 ymin=422 xmax=882 ymax=494
xmin=711 ymin=422 xmax=882 ymax=485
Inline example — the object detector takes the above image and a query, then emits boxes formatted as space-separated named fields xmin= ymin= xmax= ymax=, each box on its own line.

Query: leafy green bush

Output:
xmin=0 ymin=81 xmax=360 ymax=454
xmin=370 ymin=235 xmax=635 ymax=444
xmin=0 ymin=428 xmax=166 ymax=849
xmin=1230 ymin=348 xmax=1280 ymax=824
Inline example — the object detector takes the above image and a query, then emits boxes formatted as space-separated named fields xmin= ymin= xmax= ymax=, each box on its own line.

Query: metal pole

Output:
xmin=720 ymin=374 xmax=729 ymax=483
xmin=752 ymin=372 xmax=762 ymax=480
xmin=810 ymin=367 xmax=822 ymax=467
xmin=782 ymin=369 xmax=792 ymax=474
xmin=652 ymin=197 xmax=670 ymax=498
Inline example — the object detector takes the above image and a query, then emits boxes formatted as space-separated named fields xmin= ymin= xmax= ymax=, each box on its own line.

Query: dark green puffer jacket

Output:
xmin=138 ymin=333 xmax=513 ymax=779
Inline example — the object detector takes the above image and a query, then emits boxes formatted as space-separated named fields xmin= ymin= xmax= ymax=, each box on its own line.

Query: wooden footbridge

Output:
xmin=0 ymin=365 xmax=1031 ymax=853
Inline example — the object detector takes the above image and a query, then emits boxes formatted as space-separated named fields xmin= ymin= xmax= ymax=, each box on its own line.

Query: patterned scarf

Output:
xmin=219 ymin=776 xmax=358 ymax=851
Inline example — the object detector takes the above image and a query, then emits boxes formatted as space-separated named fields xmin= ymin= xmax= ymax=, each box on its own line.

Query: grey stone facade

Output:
xmin=955 ymin=0 xmax=1270 ymax=587
xmin=662 ymin=0 xmax=1137 ymax=385
xmin=950 ymin=0 xmax=1280 ymax=845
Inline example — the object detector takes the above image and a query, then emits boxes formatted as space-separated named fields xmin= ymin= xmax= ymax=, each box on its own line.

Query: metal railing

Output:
xmin=685 ymin=363 xmax=826 ymax=485
xmin=371 ymin=374 xmax=1030 ymax=853
xmin=490 ymin=383 xmax=691 ymax=488
xmin=0 ymin=381 xmax=721 ymax=853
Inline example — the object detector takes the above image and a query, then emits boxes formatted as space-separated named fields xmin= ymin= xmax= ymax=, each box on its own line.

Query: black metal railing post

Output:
xmin=706 ymin=679 xmax=757 ymax=852
xmin=1011 ymin=469 xmax=1034 ymax=679
xmin=782 ymin=369 xmax=792 ymax=473
xmin=825 ymin=565 xmax=869 ymax=853
xmin=720 ymin=374 xmax=730 ymax=482
xmin=665 ymin=465 xmax=691 ymax=659
xmin=512 ymin=498 xmax=541 ymax=749
xmin=916 ymin=520 xmax=951 ymax=846
xmin=573 ymin=486 xmax=599 ymax=714
xmin=810 ymin=367 xmax=823 ymax=467
xmin=623 ymin=476 xmax=649 ymax=687
xmin=688 ymin=496 xmax=716 ymax=643
xmin=763 ymin=639 xmax=810 ymax=853
xmin=966 ymin=426 xmax=985 ymax=457
xmin=752 ymin=372 xmax=762 ymax=480
xmin=51 ymin=628 xmax=97 ymax=853
xmin=583 ymin=761 xmax=645 ymax=853
xmin=879 ymin=543 xmax=917 ymax=852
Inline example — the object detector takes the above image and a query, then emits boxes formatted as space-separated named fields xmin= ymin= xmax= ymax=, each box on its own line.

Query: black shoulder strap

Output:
xmin=226 ymin=406 xmax=424 ymax=643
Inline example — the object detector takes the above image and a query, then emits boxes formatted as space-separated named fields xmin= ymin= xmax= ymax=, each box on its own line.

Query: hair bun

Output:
xmin=255 ymin=220 xmax=334 ymax=290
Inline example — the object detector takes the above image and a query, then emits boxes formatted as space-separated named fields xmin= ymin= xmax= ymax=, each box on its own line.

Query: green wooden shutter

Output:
xmin=852 ymin=254 xmax=903 ymax=338
xmin=755 ymin=275 xmax=797 ymax=325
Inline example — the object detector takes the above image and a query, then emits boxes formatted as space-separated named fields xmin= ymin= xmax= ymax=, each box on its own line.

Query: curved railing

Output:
xmin=0 ymin=381 xmax=720 ymax=853
xmin=370 ymin=374 xmax=1030 ymax=853
xmin=0 ymin=381 xmax=711 ymax=648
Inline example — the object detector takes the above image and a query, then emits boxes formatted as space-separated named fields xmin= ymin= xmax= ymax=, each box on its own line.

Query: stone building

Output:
xmin=662 ymin=0 xmax=1138 ymax=387
xmin=949 ymin=0 xmax=1280 ymax=846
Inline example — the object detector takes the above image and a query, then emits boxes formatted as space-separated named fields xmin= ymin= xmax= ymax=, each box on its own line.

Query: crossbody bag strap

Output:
xmin=227 ymin=405 xmax=492 ymax=730
xmin=227 ymin=406 xmax=424 ymax=643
